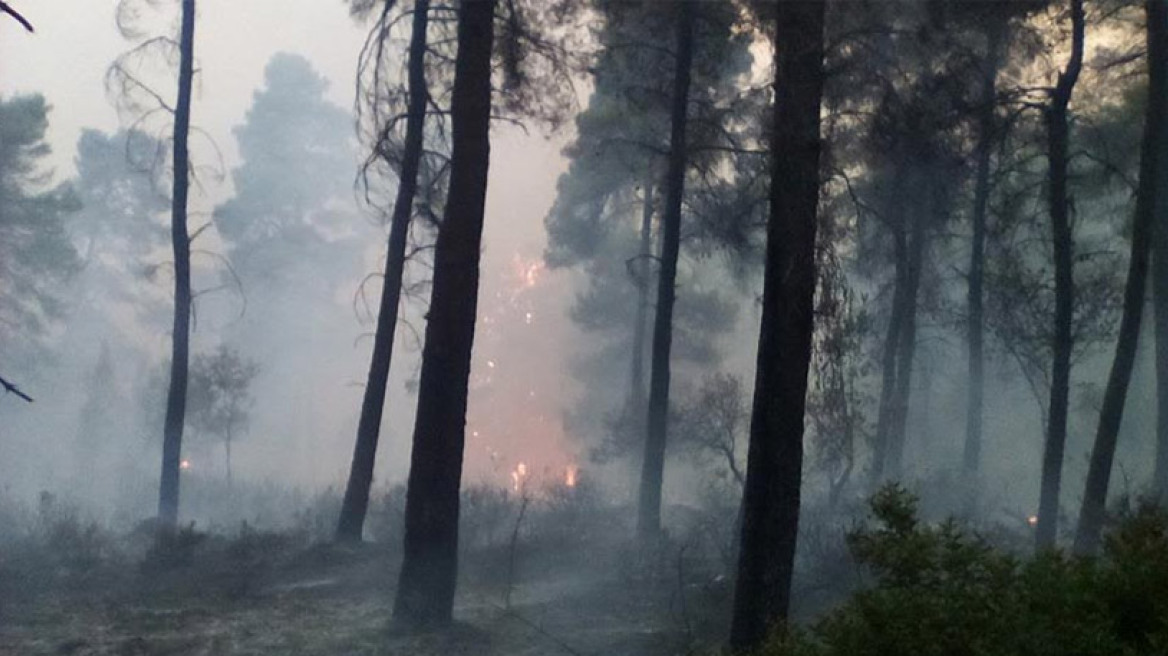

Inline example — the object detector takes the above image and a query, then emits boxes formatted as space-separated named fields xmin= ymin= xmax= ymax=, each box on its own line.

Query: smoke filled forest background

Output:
xmin=3 ymin=0 xmax=1168 ymax=653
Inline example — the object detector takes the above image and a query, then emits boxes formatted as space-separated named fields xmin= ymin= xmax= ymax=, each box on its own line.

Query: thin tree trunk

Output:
xmin=964 ymin=21 xmax=1004 ymax=479
xmin=885 ymin=200 xmax=926 ymax=478
xmin=225 ymin=434 xmax=232 ymax=487
xmin=336 ymin=0 xmax=430 ymax=543
xmin=729 ymin=0 xmax=825 ymax=649
xmin=630 ymin=178 xmax=654 ymax=420
xmin=392 ymin=0 xmax=494 ymax=628
xmin=157 ymin=0 xmax=196 ymax=529
xmin=871 ymin=215 xmax=907 ymax=486
xmin=626 ymin=178 xmax=654 ymax=495
xmin=637 ymin=1 xmax=694 ymax=540
xmin=1036 ymin=0 xmax=1083 ymax=550
xmin=1074 ymin=0 xmax=1165 ymax=554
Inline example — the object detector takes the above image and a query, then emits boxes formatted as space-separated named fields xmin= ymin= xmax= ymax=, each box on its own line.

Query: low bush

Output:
xmin=762 ymin=485 xmax=1168 ymax=656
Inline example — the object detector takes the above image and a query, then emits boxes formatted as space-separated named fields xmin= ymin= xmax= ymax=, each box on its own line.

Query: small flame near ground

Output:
xmin=1027 ymin=515 xmax=1039 ymax=527
xmin=565 ymin=464 xmax=578 ymax=488
xmin=180 ymin=459 xmax=191 ymax=471
xmin=511 ymin=462 xmax=528 ymax=492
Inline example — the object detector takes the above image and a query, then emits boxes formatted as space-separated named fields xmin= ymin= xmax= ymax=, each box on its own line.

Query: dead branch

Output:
xmin=0 ymin=2 xmax=33 ymax=32
xmin=0 ymin=373 xmax=34 ymax=402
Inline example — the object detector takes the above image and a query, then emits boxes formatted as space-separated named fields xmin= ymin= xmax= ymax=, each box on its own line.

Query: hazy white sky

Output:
xmin=0 ymin=0 xmax=568 ymax=248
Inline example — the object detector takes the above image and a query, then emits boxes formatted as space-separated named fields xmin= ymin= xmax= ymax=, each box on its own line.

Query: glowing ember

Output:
xmin=487 ymin=360 xmax=496 ymax=369
xmin=1027 ymin=515 xmax=1039 ymax=527
xmin=525 ymin=311 xmax=533 ymax=325
xmin=513 ymin=256 xmax=543 ymax=289
xmin=180 ymin=459 xmax=191 ymax=471
xmin=565 ymin=464 xmax=578 ymax=488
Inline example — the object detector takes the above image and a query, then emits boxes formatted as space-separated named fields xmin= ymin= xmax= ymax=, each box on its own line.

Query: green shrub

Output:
xmin=762 ymin=486 xmax=1168 ymax=656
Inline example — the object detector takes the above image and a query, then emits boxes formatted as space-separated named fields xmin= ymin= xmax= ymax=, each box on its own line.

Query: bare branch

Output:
xmin=0 ymin=1 xmax=33 ymax=32
xmin=0 ymin=373 xmax=33 ymax=402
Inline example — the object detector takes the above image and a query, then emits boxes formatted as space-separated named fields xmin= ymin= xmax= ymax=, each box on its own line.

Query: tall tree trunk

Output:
xmin=1036 ymin=0 xmax=1083 ymax=550
xmin=964 ymin=21 xmax=1004 ymax=479
xmin=885 ymin=200 xmax=926 ymax=478
xmin=871 ymin=205 xmax=907 ymax=486
xmin=157 ymin=0 xmax=196 ymax=529
xmin=1074 ymin=0 xmax=1165 ymax=554
xmin=392 ymin=0 xmax=494 ymax=628
xmin=630 ymin=178 xmax=654 ymax=420
xmin=336 ymin=0 xmax=431 ymax=543
xmin=626 ymin=178 xmax=654 ymax=494
xmin=637 ymin=1 xmax=694 ymax=540
xmin=729 ymin=0 xmax=825 ymax=649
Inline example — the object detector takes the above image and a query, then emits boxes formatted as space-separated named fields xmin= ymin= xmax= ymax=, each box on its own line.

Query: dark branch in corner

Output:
xmin=0 ymin=373 xmax=34 ymax=403
xmin=0 ymin=2 xmax=33 ymax=32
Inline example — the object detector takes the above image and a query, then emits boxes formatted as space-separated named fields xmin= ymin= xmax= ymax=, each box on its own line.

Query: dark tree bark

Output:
xmin=0 ymin=1 xmax=33 ymax=32
xmin=392 ymin=0 xmax=494 ymax=628
xmin=870 ymin=179 xmax=924 ymax=485
xmin=870 ymin=221 xmax=906 ymax=486
xmin=884 ymin=199 xmax=926 ymax=478
xmin=637 ymin=1 xmax=694 ymax=540
xmin=964 ymin=21 xmax=1004 ymax=479
xmin=729 ymin=0 xmax=825 ymax=650
xmin=1074 ymin=0 xmax=1165 ymax=554
xmin=336 ymin=0 xmax=431 ymax=543
xmin=0 ymin=374 xmax=33 ymax=402
xmin=157 ymin=0 xmax=196 ymax=529
xmin=1035 ymin=0 xmax=1083 ymax=550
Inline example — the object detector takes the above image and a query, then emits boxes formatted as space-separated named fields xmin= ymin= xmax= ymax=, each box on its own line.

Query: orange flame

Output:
xmin=511 ymin=461 xmax=528 ymax=492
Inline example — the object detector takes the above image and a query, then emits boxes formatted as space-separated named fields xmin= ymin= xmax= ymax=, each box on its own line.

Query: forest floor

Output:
xmin=0 ymin=533 xmax=733 ymax=656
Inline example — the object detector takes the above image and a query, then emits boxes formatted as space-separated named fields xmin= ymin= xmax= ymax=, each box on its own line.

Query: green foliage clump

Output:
xmin=762 ymin=486 xmax=1168 ymax=656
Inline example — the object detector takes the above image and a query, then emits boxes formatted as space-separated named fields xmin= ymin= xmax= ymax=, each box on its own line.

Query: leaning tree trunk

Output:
xmin=336 ymin=0 xmax=431 ymax=543
xmin=637 ymin=1 xmax=694 ymax=540
xmin=885 ymin=199 xmax=926 ymax=479
xmin=392 ymin=0 xmax=494 ymax=628
xmin=157 ymin=0 xmax=196 ymax=529
xmin=1035 ymin=0 xmax=1083 ymax=551
xmin=1074 ymin=0 xmax=1165 ymax=554
xmin=729 ymin=0 xmax=826 ymax=650
xmin=964 ymin=21 xmax=1004 ymax=479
